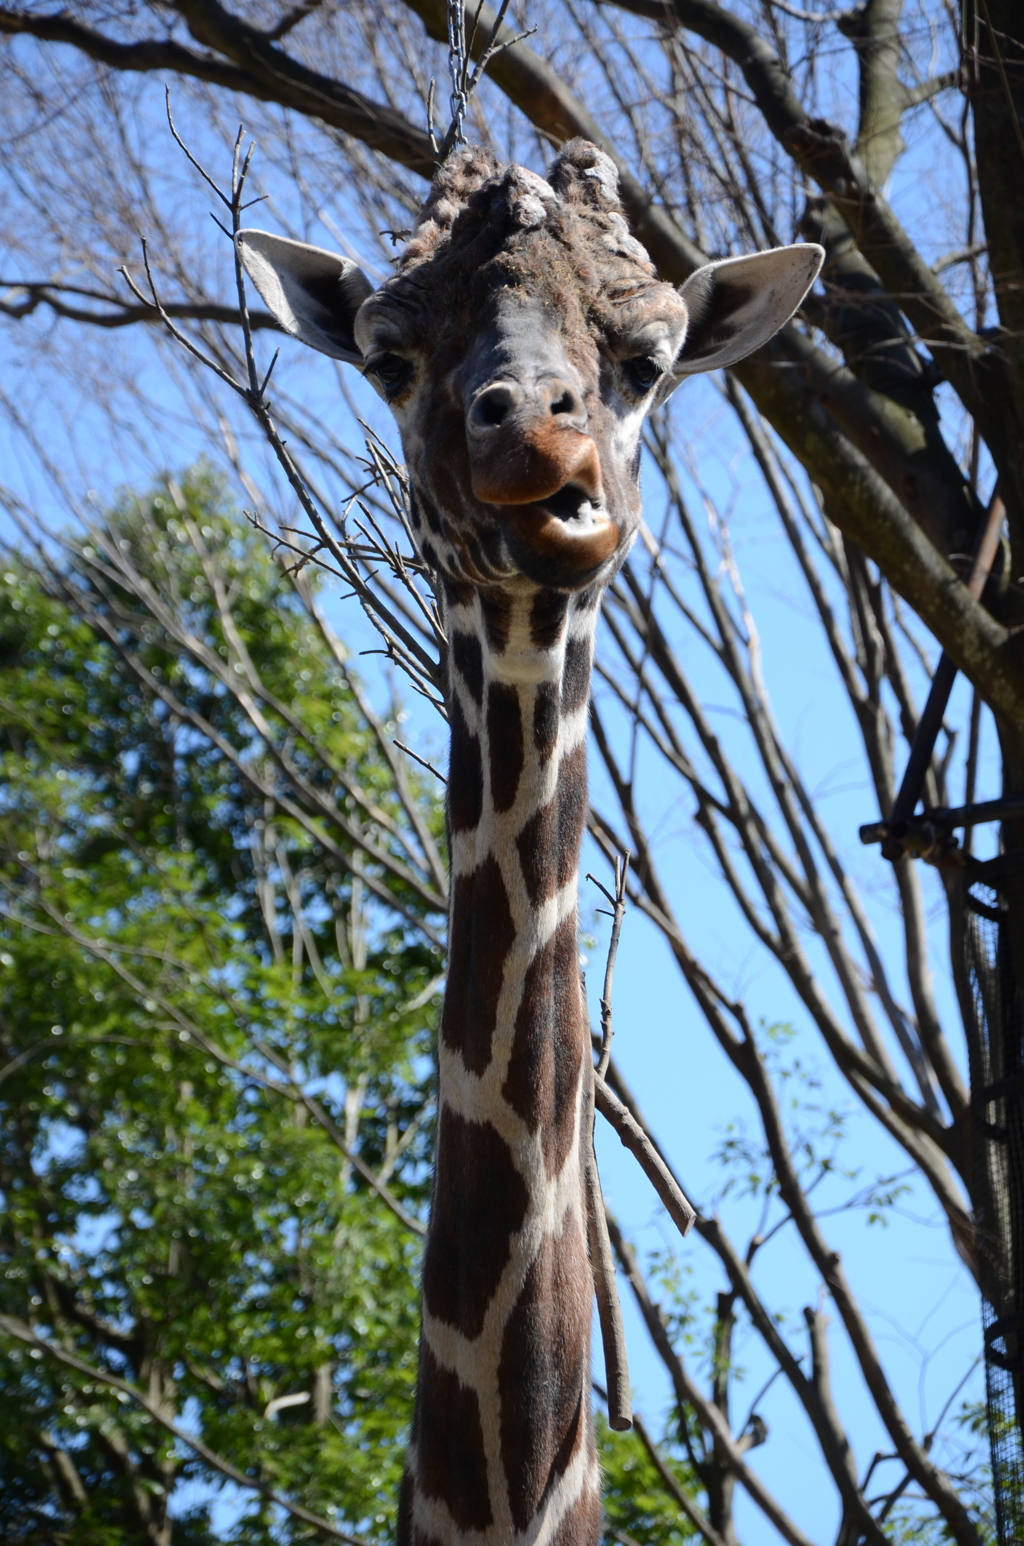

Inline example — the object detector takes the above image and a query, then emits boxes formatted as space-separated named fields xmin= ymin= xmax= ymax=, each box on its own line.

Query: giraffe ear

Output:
xmin=235 ymin=230 xmax=374 ymax=364
xmin=662 ymin=243 xmax=824 ymax=392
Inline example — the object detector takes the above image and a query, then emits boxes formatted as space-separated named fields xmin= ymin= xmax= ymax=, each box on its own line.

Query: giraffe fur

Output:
xmin=237 ymin=139 xmax=823 ymax=1546
xmin=405 ymin=581 xmax=600 ymax=1546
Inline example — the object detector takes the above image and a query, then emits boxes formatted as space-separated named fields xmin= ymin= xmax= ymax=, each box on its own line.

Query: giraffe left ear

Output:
xmin=661 ymin=243 xmax=824 ymax=393
xmin=236 ymin=230 xmax=374 ymax=364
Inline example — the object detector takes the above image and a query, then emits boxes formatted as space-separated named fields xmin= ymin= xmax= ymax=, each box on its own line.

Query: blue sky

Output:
xmin=0 ymin=24 xmax=998 ymax=1541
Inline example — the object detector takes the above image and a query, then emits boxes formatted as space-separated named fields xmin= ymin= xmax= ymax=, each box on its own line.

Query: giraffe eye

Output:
xmin=367 ymin=352 xmax=412 ymax=396
xmin=625 ymin=355 xmax=662 ymax=393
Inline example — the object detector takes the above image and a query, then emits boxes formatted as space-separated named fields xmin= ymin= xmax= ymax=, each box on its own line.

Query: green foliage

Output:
xmin=710 ymin=1021 xmax=848 ymax=1201
xmin=0 ymin=473 xmax=438 ymax=1542
xmin=644 ymin=1248 xmax=699 ymax=1351
xmin=597 ymin=1413 xmax=696 ymax=1546
xmin=710 ymin=1021 xmax=912 ymax=1230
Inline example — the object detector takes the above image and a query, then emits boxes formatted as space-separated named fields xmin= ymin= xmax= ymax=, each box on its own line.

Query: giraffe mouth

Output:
xmin=537 ymin=483 xmax=605 ymax=529
xmin=500 ymin=483 xmax=620 ymax=575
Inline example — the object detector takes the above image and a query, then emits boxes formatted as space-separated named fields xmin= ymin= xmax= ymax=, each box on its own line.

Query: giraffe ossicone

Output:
xmin=239 ymin=140 xmax=822 ymax=1546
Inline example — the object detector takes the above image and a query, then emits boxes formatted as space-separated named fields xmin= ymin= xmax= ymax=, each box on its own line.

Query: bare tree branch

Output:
xmin=0 ymin=4 xmax=434 ymax=172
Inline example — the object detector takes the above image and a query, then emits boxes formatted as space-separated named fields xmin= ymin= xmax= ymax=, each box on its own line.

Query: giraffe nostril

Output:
xmin=478 ymin=396 xmax=510 ymax=427
xmin=467 ymin=376 xmax=589 ymax=447
xmin=468 ymin=382 xmax=520 ymax=434
xmin=540 ymin=378 xmax=586 ymax=428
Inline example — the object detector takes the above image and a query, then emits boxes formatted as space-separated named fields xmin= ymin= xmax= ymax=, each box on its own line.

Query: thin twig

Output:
xmin=436 ymin=0 xmax=536 ymax=163
xmin=587 ymin=851 xmax=630 ymax=1081
xmin=393 ymin=738 xmax=447 ymax=784
xmin=143 ymin=117 xmax=445 ymax=715
xmin=586 ymin=1129 xmax=633 ymax=1431
xmin=630 ymin=1408 xmax=730 ymax=1546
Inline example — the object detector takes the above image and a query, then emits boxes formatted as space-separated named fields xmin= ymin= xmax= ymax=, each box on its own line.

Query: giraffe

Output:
xmin=238 ymin=140 xmax=822 ymax=1546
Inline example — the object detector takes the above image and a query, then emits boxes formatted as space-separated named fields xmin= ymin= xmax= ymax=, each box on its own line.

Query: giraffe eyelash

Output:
xmin=623 ymin=355 xmax=664 ymax=393
xmin=364 ymin=351 xmax=413 ymax=397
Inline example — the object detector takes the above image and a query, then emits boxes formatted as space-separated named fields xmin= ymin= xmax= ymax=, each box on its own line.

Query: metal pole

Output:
xmin=881 ymin=493 xmax=1006 ymax=857
xmin=860 ymin=794 xmax=1024 ymax=847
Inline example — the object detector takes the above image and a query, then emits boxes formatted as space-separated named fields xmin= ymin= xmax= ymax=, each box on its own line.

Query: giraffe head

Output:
xmin=239 ymin=141 xmax=821 ymax=592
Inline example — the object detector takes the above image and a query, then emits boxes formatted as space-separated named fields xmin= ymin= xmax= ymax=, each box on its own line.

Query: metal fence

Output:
xmin=962 ymin=856 xmax=1024 ymax=1544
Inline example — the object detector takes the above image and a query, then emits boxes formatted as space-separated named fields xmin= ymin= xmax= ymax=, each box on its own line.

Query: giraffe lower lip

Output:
xmin=501 ymin=502 xmax=619 ymax=571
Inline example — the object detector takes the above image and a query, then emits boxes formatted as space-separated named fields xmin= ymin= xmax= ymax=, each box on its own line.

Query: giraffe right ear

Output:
xmin=235 ymin=230 xmax=374 ymax=364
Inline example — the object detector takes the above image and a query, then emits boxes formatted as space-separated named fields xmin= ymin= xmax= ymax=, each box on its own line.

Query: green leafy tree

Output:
xmin=0 ymin=471 xmax=443 ymax=1542
xmin=597 ymin=1412 xmax=699 ymax=1546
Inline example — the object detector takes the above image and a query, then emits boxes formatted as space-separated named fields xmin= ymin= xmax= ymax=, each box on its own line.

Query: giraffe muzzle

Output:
xmin=469 ymin=425 xmax=617 ymax=577
xmin=466 ymin=374 xmax=598 ymax=499
xmin=465 ymin=373 xmax=618 ymax=577
xmin=501 ymin=498 xmax=620 ymax=579
xmin=469 ymin=420 xmax=602 ymax=502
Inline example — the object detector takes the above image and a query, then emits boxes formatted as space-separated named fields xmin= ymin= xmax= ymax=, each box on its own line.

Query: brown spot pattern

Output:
xmin=419 ymin=538 xmax=440 ymax=574
xmin=447 ymin=694 xmax=483 ymax=833
xmin=415 ymin=1344 xmax=493 ymax=1531
xmin=422 ymin=1108 xmax=528 ymax=1338
xmin=480 ymin=588 xmax=512 ymax=651
xmin=440 ymin=574 xmax=476 ymax=611
xmin=441 ymin=856 xmax=514 ymax=1073
xmin=531 ymin=588 xmax=570 ymax=647
xmin=516 ymin=800 xmax=558 ymax=907
xmin=502 ymin=913 xmax=584 ymax=1179
xmin=533 ymin=681 xmax=559 ymax=761
xmin=452 ymin=629 xmax=484 ymax=706
xmin=397 ymin=1470 xmax=417 ymax=1545
xmin=549 ymin=1490 xmax=603 ymax=1546
xmin=488 ymin=682 xmax=525 ymax=812
xmin=477 ymin=527 xmax=505 ymax=571
xmin=561 ymin=635 xmax=592 ymax=713
xmin=419 ymin=490 xmax=444 ymax=535
xmin=515 ymin=739 xmax=588 ymax=906
xmin=497 ymin=1228 xmax=592 ymax=1532
xmin=557 ymin=740 xmax=588 ymax=890
xmin=467 ymin=535 xmax=490 ymax=576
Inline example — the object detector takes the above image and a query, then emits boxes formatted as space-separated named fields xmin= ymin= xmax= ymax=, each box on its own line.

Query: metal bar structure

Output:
xmin=860 ymin=796 xmax=1024 ymax=861
xmin=886 ymin=493 xmax=1005 ymax=820
xmin=856 ymin=489 xmax=1024 ymax=1543
xmin=858 ymin=492 xmax=1007 ymax=866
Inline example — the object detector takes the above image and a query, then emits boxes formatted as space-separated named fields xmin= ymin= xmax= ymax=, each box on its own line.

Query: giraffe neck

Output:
xmin=400 ymin=582 xmax=602 ymax=1546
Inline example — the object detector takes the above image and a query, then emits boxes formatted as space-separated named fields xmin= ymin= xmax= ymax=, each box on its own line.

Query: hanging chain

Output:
xmin=446 ymin=0 xmax=469 ymax=157
xmin=436 ymin=0 xmax=533 ymax=165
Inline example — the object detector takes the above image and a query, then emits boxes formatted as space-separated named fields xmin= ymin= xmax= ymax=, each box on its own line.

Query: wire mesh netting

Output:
xmin=962 ymin=857 xmax=1024 ymax=1544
